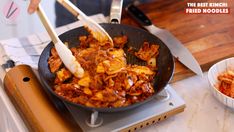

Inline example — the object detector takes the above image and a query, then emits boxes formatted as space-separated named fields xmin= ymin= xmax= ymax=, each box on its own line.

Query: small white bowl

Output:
xmin=208 ymin=57 xmax=234 ymax=109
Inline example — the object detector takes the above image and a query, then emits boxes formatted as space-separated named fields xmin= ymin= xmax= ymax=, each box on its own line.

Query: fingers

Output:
xmin=28 ymin=0 xmax=41 ymax=14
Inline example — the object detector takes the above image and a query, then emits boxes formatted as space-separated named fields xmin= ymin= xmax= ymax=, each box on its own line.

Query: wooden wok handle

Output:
xmin=3 ymin=65 xmax=80 ymax=132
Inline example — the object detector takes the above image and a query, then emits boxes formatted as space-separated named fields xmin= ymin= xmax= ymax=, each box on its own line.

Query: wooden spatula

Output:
xmin=57 ymin=0 xmax=113 ymax=46
xmin=37 ymin=4 xmax=84 ymax=78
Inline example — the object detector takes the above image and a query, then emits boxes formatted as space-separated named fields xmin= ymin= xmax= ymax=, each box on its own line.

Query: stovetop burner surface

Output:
xmin=65 ymin=85 xmax=185 ymax=132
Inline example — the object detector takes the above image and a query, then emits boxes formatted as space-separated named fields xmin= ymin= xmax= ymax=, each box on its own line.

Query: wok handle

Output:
xmin=3 ymin=65 xmax=80 ymax=132
xmin=110 ymin=0 xmax=123 ymax=24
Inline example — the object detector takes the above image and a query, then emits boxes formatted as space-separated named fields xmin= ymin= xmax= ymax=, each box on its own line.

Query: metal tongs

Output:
xmin=57 ymin=0 xmax=113 ymax=45
xmin=37 ymin=4 xmax=84 ymax=78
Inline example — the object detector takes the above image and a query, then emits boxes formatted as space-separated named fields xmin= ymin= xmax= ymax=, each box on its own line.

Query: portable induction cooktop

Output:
xmin=65 ymin=85 xmax=185 ymax=132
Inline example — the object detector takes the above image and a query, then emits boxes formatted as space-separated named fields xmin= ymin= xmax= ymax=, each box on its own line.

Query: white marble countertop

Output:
xmin=142 ymin=73 xmax=234 ymax=132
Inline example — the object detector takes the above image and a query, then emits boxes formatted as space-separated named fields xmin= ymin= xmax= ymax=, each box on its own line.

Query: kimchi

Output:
xmin=217 ymin=70 xmax=234 ymax=98
xmin=48 ymin=34 xmax=160 ymax=108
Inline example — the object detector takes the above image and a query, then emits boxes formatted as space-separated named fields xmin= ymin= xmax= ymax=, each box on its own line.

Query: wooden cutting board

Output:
xmin=122 ymin=0 xmax=234 ymax=82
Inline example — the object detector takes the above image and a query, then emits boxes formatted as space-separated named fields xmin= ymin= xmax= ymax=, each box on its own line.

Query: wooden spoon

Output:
xmin=37 ymin=4 xmax=84 ymax=78
xmin=57 ymin=0 xmax=113 ymax=46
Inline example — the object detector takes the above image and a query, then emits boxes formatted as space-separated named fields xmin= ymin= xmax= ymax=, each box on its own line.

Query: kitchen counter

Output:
xmin=1 ymin=69 xmax=234 ymax=132
xmin=143 ymin=73 xmax=234 ymax=132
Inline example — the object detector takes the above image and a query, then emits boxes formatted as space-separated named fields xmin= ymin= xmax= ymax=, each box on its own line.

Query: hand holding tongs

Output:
xmin=57 ymin=0 xmax=113 ymax=45
xmin=37 ymin=4 xmax=84 ymax=78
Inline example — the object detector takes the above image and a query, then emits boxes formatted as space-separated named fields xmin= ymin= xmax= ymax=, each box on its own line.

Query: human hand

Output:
xmin=28 ymin=0 xmax=41 ymax=14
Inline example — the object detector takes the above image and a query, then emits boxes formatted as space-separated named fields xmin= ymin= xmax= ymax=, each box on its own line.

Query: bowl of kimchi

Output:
xmin=208 ymin=57 xmax=234 ymax=109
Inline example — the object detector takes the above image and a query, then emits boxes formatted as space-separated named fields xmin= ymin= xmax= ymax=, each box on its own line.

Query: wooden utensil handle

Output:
xmin=37 ymin=4 xmax=59 ymax=44
xmin=57 ymin=0 xmax=81 ymax=17
xmin=3 ymin=65 xmax=80 ymax=132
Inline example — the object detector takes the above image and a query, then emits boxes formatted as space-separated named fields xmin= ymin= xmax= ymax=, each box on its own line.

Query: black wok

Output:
xmin=38 ymin=23 xmax=174 ymax=112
